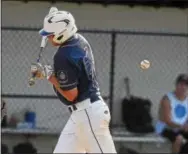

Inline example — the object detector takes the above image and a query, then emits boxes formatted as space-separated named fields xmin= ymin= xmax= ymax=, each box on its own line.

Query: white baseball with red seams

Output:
xmin=140 ymin=59 xmax=150 ymax=69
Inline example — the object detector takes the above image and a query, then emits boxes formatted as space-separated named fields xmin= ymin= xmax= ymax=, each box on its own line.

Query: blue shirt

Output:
xmin=53 ymin=33 xmax=101 ymax=105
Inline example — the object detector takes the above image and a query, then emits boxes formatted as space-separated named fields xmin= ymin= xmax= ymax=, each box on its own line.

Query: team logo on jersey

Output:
xmin=48 ymin=16 xmax=54 ymax=23
xmin=59 ymin=71 xmax=66 ymax=80
xmin=57 ymin=71 xmax=68 ymax=84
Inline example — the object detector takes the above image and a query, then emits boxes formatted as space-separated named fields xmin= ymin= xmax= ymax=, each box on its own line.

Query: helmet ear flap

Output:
xmin=52 ymin=35 xmax=63 ymax=44
xmin=57 ymin=35 xmax=64 ymax=41
xmin=52 ymin=24 xmax=78 ymax=45
xmin=51 ymin=36 xmax=61 ymax=46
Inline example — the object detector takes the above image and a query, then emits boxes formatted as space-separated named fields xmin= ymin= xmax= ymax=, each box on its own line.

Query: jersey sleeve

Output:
xmin=55 ymin=56 xmax=79 ymax=91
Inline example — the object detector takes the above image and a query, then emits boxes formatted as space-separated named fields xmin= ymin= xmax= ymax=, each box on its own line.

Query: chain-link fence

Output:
xmin=2 ymin=27 xmax=188 ymax=133
xmin=113 ymin=33 xmax=188 ymax=125
xmin=2 ymin=27 xmax=113 ymax=133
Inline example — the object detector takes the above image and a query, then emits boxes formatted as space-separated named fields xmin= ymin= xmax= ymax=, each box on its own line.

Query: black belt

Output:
xmin=68 ymin=97 xmax=101 ymax=113
xmin=68 ymin=104 xmax=77 ymax=113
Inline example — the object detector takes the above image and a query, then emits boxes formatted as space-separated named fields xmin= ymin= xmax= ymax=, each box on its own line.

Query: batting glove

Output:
xmin=30 ymin=63 xmax=53 ymax=80
xmin=44 ymin=65 xmax=54 ymax=80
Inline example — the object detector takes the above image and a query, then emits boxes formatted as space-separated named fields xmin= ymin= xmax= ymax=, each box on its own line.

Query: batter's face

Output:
xmin=47 ymin=35 xmax=60 ymax=46
xmin=176 ymin=82 xmax=188 ymax=96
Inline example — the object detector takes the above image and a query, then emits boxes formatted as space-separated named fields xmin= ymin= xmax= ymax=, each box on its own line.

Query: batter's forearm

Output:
xmin=48 ymin=75 xmax=77 ymax=102
xmin=55 ymin=86 xmax=77 ymax=102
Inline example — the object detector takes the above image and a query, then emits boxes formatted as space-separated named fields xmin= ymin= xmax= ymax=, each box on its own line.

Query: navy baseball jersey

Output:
xmin=53 ymin=33 xmax=101 ymax=105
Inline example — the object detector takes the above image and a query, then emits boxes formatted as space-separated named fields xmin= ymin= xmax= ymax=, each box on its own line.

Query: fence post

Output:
xmin=109 ymin=32 xmax=116 ymax=129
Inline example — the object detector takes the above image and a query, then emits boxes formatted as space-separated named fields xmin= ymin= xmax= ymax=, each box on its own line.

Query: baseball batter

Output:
xmin=31 ymin=8 xmax=116 ymax=153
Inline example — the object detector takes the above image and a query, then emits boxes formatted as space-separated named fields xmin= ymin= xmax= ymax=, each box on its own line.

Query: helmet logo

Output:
xmin=55 ymin=19 xmax=70 ymax=26
xmin=48 ymin=16 xmax=70 ymax=26
xmin=48 ymin=16 xmax=54 ymax=23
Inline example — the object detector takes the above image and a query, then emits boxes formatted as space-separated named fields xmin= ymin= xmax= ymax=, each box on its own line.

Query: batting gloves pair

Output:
xmin=30 ymin=63 xmax=53 ymax=80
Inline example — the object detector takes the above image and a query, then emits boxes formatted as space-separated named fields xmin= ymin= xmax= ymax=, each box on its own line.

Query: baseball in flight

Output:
xmin=140 ymin=59 xmax=150 ymax=69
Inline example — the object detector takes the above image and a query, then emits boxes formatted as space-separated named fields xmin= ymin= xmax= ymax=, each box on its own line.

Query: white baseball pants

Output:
xmin=53 ymin=99 xmax=116 ymax=153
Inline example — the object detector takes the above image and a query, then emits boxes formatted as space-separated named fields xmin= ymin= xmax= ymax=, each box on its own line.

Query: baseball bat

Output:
xmin=28 ymin=36 xmax=48 ymax=86
xmin=28 ymin=7 xmax=58 ymax=86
